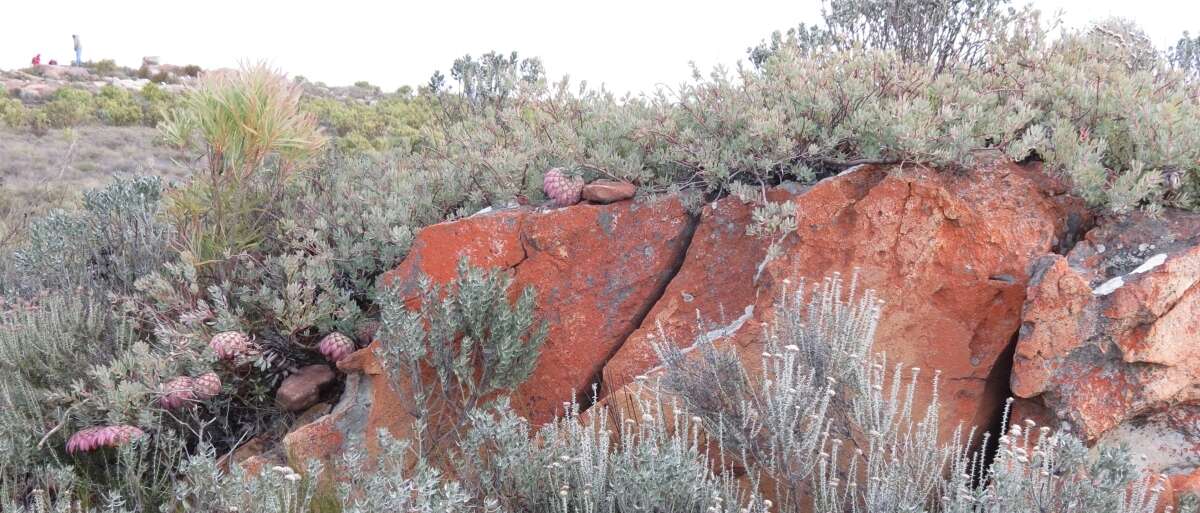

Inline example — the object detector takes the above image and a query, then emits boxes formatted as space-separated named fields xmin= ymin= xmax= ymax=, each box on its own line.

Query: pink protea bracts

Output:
xmin=318 ymin=332 xmax=355 ymax=362
xmin=66 ymin=425 xmax=146 ymax=454
xmin=209 ymin=331 xmax=251 ymax=360
xmin=159 ymin=376 xmax=196 ymax=409
xmin=543 ymin=168 xmax=584 ymax=207
xmin=193 ymin=372 xmax=222 ymax=399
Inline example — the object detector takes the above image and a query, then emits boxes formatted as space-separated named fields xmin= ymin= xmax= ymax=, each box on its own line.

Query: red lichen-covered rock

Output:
xmin=276 ymin=365 xmax=335 ymax=412
xmin=602 ymin=160 xmax=1090 ymax=447
xmin=299 ymin=195 xmax=695 ymax=462
xmin=1011 ymin=210 xmax=1200 ymax=444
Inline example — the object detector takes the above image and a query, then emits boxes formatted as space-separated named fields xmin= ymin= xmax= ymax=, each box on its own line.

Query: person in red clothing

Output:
xmin=31 ymin=54 xmax=41 ymax=66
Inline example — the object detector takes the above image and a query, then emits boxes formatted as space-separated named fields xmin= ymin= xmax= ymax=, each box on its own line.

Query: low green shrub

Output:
xmin=42 ymin=87 xmax=94 ymax=128
xmin=0 ymin=97 xmax=28 ymax=128
xmin=94 ymin=85 xmax=143 ymax=126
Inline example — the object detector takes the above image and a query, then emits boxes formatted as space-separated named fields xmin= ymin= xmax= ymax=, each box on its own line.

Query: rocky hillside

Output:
xmin=223 ymin=156 xmax=1200 ymax=501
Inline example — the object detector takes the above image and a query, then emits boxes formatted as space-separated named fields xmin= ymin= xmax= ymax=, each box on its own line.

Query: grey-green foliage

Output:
xmin=438 ymin=51 xmax=546 ymax=111
xmin=655 ymin=272 xmax=1181 ymax=513
xmin=374 ymin=258 xmax=546 ymax=460
xmin=0 ymin=292 xmax=138 ymax=471
xmin=276 ymin=155 xmax=431 ymax=298
xmin=2 ymin=176 xmax=171 ymax=295
xmin=340 ymin=431 xmax=475 ymax=513
xmin=941 ymin=420 xmax=1170 ymax=513
xmin=453 ymin=396 xmax=753 ymax=513
xmin=749 ymin=0 xmax=1017 ymax=72
xmin=404 ymin=13 xmax=1200 ymax=217
xmin=169 ymin=446 xmax=319 ymax=513
xmin=1170 ymin=31 xmax=1200 ymax=76
xmin=0 ymin=291 xmax=193 ymax=512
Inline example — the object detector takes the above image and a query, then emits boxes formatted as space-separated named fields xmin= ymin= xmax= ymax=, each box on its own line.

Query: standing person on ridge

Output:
xmin=72 ymin=35 xmax=81 ymax=66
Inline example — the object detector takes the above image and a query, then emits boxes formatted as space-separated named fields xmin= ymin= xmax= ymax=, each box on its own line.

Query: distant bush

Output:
xmin=139 ymin=82 xmax=178 ymax=126
xmin=88 ymin=59 xmax=121 ymax=76
xmin=302 ymin=93 xmax=435 ymax=153
xmin=94 ymin=85 xmax=143 ymax=126
xmin=42 ymin=87 xmax=93 ymax=128
xmin=0 ymin=97 xmax=28 ymax=128
xmin=749 ymin=0 xmax=1022 ymax=72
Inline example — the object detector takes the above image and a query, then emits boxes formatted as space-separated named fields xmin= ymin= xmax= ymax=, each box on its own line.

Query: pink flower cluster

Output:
xmin=318 ymin=332 xmax=355 ymax=362
xmin=66 ymin=425 xmax=146 ymax=454
xmin=543 ymin=168 xmax=584 ymax=207
xmin=158 ymin=372 xmax=222 ymax=410
xmin=209 ymin=331 xmax=253 ymax=360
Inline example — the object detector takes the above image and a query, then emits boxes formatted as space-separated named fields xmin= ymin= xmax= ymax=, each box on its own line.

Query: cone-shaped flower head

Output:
xmin=318 ymin=332 xmax=355 ymax=363
xmin=159 ymin=376 xmax=196 ymax=409
xmin=193 ymin=372 xmax=222 ymax=400
xmin=209 ymin=331 xmax=251 ymax=360
xmin=543 ymin=168 xmax=583 ymax=207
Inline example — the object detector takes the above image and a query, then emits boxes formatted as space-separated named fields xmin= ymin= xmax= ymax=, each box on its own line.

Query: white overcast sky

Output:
xmin=3 ymin=0 xmax=1198 ymax=95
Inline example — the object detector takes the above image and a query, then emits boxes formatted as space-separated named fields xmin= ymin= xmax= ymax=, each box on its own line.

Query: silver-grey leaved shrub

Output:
xmin=1 ymin=176 xmax=171 ymax=296
xmin=373 ymin=258 xmax=547 ymax=463
xmin=655 ymin=272 xmax=1187 ymax=513
xmin=0 ymin=291 xmax=197 ymax=512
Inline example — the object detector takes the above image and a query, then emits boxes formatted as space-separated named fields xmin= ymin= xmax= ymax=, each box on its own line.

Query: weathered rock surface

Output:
xmin=288 ymin=195 xmax=695 ymax=458
xmin=602 ymin=160 xmax=1090 ymax=445
xmin=581 ymin=180 xmax=637 ymax=204
xmin=290 ymin=159 xmax=1132 ymax=477
xmin=1011 ymin=209 xmax=1200 ymax=446
xmin=276 ymin=365 xmax=335 ymax=412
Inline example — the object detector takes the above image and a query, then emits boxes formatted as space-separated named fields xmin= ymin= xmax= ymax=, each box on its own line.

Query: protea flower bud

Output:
xmin=543 ymin=168 xmax=584 ymax=207
xmin=193 ymin=372 xmax=222 ymax=399
xmin=318 ymin=332 xmax=355 ymax=362
xmin=159 ymin=376 xmax=196 ymax=409
xmin=66 ymin=425 xmax=146 ymax=454
xmin=209 ymin=331 xmax=251 ymax=360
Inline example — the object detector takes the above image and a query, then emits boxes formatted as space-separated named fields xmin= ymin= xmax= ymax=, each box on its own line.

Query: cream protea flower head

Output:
xmin=193 ymin=372 xmax=222 ymax=399
xmin=209 ymin=331 xmax=251 ymax=360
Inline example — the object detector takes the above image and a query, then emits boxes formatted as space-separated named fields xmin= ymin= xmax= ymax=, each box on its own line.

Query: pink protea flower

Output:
xmin=66 ymin=425 xmax=146 ymax=454
xmin=209 ymin=331 xmax=251 ymax=360
xmin=193 ymin=372 xmax=222 ymax=399
xmin=318 ymin=332 xmax=355 ymax=362
xmin=543 ymin=168 xmax=584 ymax=207
xmin=159 ymin=376 xmax=196 ymax=409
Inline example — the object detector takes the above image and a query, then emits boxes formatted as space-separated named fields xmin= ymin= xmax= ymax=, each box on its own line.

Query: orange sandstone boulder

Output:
xmin=289 ymin=196 xmax=695 ymax=460
xmin=602 ymin=160 xmax=1090 ymax=446
xmin=1012 ymin=209 xmax=1200 ymax=443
